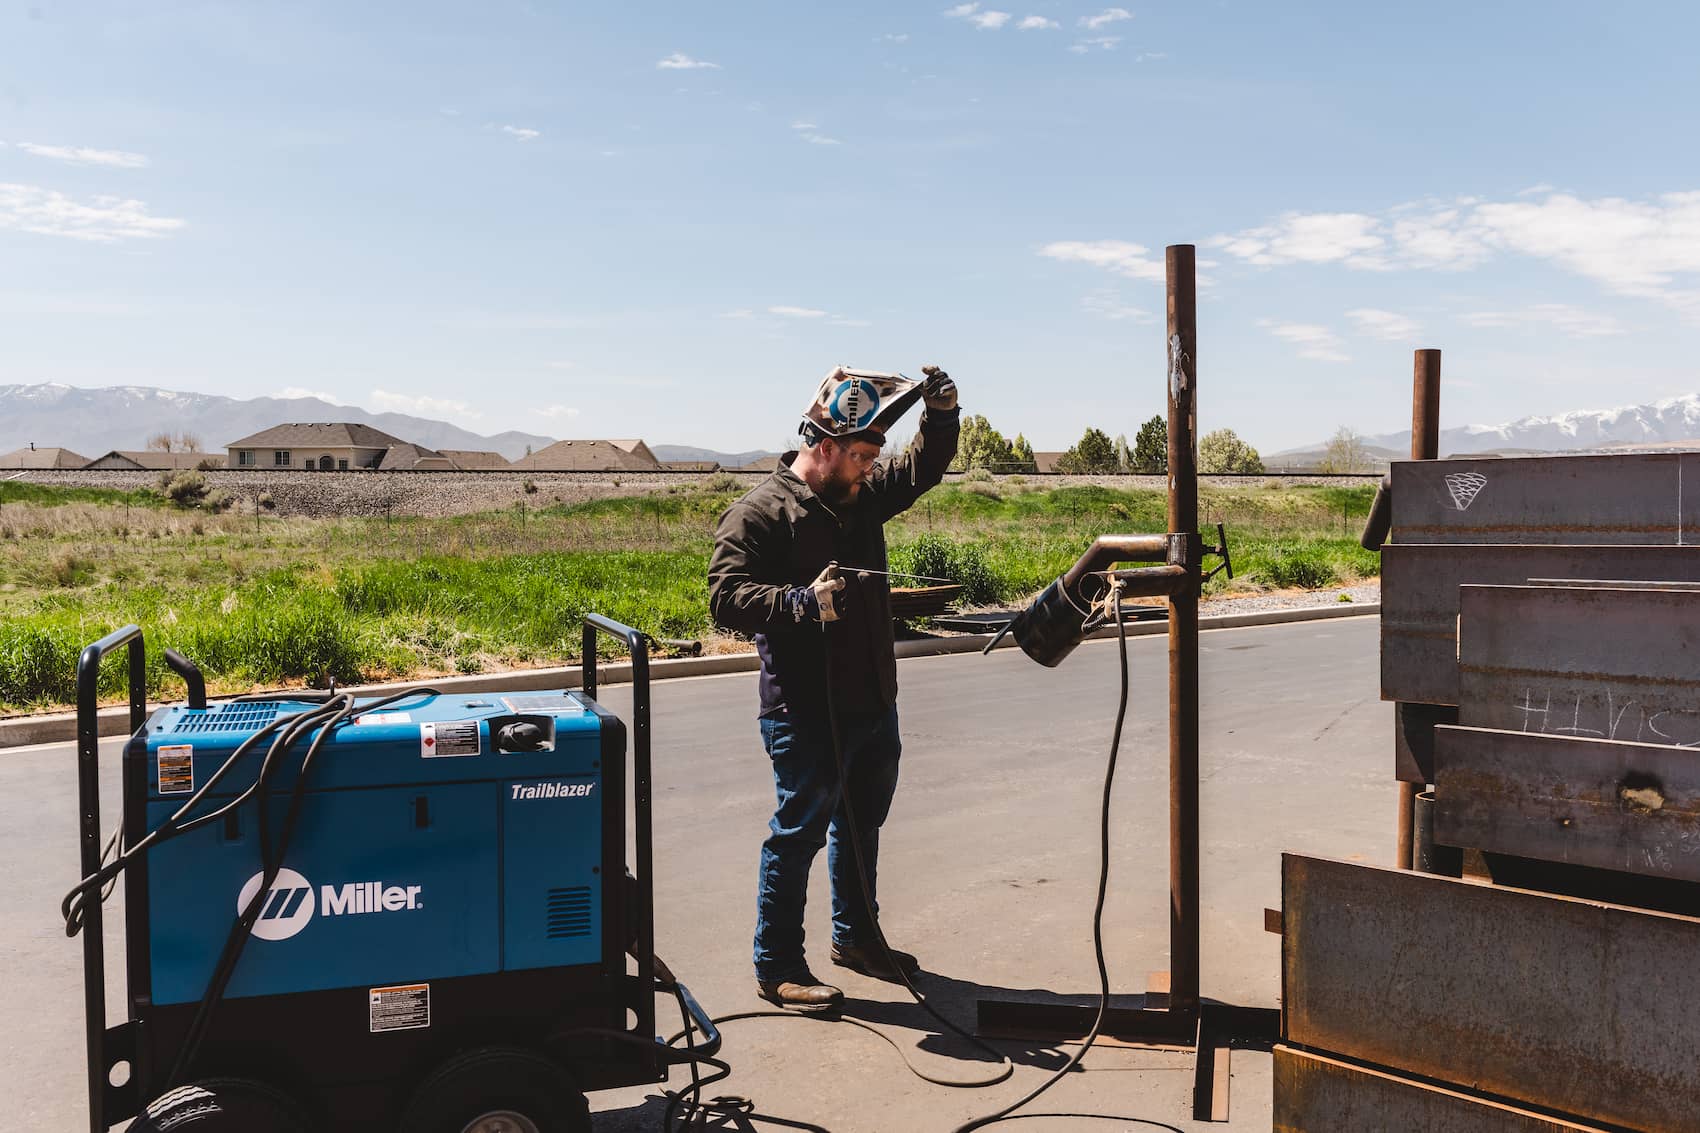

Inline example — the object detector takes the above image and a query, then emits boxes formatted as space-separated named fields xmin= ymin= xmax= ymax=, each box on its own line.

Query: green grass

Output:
xmin=0 ymin=479 xmax=1379 ymax=710
xmin=0 ymin=481 xmax=165 ymax=507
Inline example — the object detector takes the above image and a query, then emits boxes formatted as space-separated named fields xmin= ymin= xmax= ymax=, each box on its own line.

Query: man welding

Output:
xmin=708 ymin=365 xmax=960 ymax=1013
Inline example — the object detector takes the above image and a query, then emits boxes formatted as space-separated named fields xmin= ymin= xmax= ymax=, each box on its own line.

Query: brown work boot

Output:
xmin=756 ymin=972 xmax=843 ymax=1015
xmin=831 ymin=940 xmax=920 ymax=982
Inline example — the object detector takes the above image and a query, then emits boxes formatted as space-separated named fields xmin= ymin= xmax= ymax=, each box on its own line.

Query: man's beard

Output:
xmin=820 ymin=474 xmax=861 ymax=506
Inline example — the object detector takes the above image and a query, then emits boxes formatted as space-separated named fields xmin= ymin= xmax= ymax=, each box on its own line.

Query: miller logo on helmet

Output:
xmin=802 ymin=367 xmax=925 ymax=440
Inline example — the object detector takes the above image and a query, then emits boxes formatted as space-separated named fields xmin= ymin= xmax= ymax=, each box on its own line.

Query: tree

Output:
xmin=1009 ymin=433 xmax=1037 ymax=472
xmin=1056 ymin=427 xmax=1118 ymax=474
xmin=147 ymin=430 xmax=203 ymax=453
xmin=1132 ymin=415 xmax=1167 ymax=473
xmin=950 ymin=414 xmax=1018 ymax=472
xmin=1317 ymin=426 xmax=1371 ymax=473
xmin=1113 ymin=433 xmax=1132 ymax=473
xmin=1198 ymin=428 xmax=1265 ymax=474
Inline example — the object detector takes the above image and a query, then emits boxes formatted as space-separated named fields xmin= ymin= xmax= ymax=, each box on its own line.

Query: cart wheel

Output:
xmin=127 ymin=1078 xmax=312 ymax=1132
xmin=399 ymin=1047 xmax=590 ymax=1133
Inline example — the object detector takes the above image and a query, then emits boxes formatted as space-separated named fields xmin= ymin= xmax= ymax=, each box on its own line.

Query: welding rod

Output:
xmin=835 ymin=565 xmax=956 ymax=584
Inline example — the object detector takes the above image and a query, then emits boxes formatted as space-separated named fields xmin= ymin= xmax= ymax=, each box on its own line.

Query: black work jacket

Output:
xmin=708 ymin=408 xmax=960 ymax=720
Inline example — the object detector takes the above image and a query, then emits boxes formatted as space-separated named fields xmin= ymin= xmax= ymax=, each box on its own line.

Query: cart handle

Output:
xmin=580 ymin=615 xmax=657 ymax=1058
xmin=76 ymin=625 xmax=148 ymax=1133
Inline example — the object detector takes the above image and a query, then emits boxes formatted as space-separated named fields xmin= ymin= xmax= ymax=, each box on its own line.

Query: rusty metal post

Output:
xmin=1167 ymin=244 xmax=1201 ymax=1012
xmin=1397 ymin=349 xmax=1441 ymax=870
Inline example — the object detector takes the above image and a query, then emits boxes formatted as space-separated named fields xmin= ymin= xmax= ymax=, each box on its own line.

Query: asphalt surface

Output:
xmin=2 ymin=615 xmax=1390 ymax=1132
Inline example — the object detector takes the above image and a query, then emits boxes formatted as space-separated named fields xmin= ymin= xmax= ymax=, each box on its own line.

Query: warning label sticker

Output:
xmin=369 ymin=983 xmax=430 ymax=1033
xmin=421 ymin=720 xmax=480 ymax=758
xmin=355 ymin=711 xmax=413 ymax=727
xmin=157 ymin=746 xmax=194 ymax=795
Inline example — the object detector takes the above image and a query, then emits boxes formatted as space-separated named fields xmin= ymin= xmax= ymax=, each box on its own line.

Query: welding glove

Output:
xmin=921 ymin=365 xmax=958 ymax=412
xmin=786 ymin=563 xmax=848 ymax=624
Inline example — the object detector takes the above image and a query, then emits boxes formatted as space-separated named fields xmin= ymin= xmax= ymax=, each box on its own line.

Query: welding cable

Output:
xmin=60 ymin=698 xmax=339 ymax=936
xmin=946 ymin=580 xmax=1132 ymax=1133
xmin=167 ymin=687 xmax=440 ymax=1087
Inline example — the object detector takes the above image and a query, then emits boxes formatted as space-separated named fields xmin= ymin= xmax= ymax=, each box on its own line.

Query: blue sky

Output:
xmin=3 ymin=1 xmax=1699 ymax=453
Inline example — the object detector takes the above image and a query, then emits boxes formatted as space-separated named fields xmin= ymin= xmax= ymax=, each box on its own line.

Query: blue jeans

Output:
xmin=753 ymin=706 xmax=902 ymax=984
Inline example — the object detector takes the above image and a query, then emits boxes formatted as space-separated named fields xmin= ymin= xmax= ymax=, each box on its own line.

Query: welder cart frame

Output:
xmin=73 ymin=614 xmax=715 ymax=1132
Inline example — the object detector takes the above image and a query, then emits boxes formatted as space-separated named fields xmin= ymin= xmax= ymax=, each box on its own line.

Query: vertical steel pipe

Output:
xmin=1166 ymin=244 xmax=1201 ymax=1013
xmin=1397 ymin=348 xmax=1442 ymax=870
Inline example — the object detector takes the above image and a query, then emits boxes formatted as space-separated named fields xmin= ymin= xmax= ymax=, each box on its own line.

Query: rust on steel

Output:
xmin=1390 ymin=451 xmax=1700 ymax=545
xmin=1381 ymin=544 xmax=1700 ymax=708
xmin=1397 ymin=348 xmax=1443 ymax=870
xmin=1282 ymin=853 xmax=1700 ymax=1131
xmin=1060 ymin=534 xmax=1170 ymax=593
xmin=1457 ymin=584 xmax=1700 ymax=740
xmin=1434 ymin=724 xmax=1700 ymax=882
xmin=1274 ymin=1047 xmax=1612 ymax=1133
xmin=1166 ymin=243 xmax=1201 ymax=1013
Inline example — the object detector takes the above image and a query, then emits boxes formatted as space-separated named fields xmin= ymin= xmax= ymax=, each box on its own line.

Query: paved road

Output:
xmin=2 ymin=615 xmax=1390 ymax=1132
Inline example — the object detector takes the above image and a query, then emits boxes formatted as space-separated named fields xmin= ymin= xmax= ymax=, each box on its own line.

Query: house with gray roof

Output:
xmin=440 ymin=450 xmax=510 ymax=470
xmin=225 ymin=423 xmax=411 ymax=471
xmin=510 ymin=439 xmax=663 ymax=472
xmin=85 ymin=450 xmax=225 ymax=471
xmin=0 ymin=444 xmax=91 ymax=469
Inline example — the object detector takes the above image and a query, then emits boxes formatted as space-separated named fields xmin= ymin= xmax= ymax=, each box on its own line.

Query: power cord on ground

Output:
xmin=654 ymin=580 xmax=1142 ymax=1131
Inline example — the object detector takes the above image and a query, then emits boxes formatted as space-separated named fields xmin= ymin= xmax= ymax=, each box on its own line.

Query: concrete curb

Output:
xmin=0 ymin=602 xmax=1378 ymax=750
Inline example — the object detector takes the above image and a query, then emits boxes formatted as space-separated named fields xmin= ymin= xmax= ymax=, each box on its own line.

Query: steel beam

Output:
xmin=1283 ymin=853 xmax=1700 ymax=1132
xmin=1382 ymin=544 xmax=1700 ymax=706
xmin=1433 ymin=724 xmax=1700 ymax=882
xmin=1457 ymin=584 xmax=1700 ymax=742
xmin=1390 ymin=450 xmax=1700 ymax=544
xmin=1274 ymin=1047 xmax=1611 ymax=1133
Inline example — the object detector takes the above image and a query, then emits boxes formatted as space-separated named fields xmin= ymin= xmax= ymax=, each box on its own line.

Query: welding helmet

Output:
xmin=800 ymin=367 xmax=924 ymax=446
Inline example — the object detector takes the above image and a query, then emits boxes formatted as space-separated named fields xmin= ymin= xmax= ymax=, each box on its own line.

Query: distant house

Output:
xmin=377 ymin=443 xmax=455 ymax=471
xmin=85 ymin=450 xmax=225 ymax=471
xmin=1032 ymin=451 xmax=1067 ymax=474
xmin=510 ymin=439 xmax=664 ymax=472
xmin=0 ymin=444 xmax=90 ymax=469
xmin=661 ymin=460 xmax=720 ymax=473
xmin=441 ymin=450 xmax=510 ymax=470
xmin=225 ymin=423 xmax=411 ymax=471
xmin=725 ymin=456 xmax=782 ymax=473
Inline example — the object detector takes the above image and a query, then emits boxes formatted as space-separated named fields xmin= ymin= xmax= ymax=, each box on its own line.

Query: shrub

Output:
xmin=1260 ymin=543 xmax=1338 ymax=589
xmin=963 ymin=468 xmax=994 ymax=483
xmin=702 ymin=471 xmax=744 ymax=493
xmin=257 ymin=492 xmax=276 ymax=511
xmin=161 ymin=470 xmax=209 ymax=508
xmin=522 ymin=479 xmax=539 ymax=495
xmin=893 ymin=533 xmax=1000 ymax=606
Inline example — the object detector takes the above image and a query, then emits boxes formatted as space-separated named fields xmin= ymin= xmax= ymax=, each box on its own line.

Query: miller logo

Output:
xmin=237 ymin=868 xmax=425 ymax=941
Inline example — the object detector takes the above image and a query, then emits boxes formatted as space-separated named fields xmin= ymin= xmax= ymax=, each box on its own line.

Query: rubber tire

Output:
xmin=127 ymin=1078 xmax=312 ymax=1132
xmin=398 ymin=1047 xmax=591 ymax=1133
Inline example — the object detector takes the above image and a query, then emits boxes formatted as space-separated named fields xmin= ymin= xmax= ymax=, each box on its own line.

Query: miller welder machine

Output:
xmin=65 ymin=615 xmax=717 ymax=1133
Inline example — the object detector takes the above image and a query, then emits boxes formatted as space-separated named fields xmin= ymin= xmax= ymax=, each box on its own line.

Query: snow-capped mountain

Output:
xmin=1366 ymin=394 xmax=1700 ymax=455
xmin=0 ymin=384 xmax=557 ymax=461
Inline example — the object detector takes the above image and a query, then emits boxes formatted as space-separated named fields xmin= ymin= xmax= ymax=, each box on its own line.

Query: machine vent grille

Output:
xmin=166 ymin=703 xmax=281 ymax=734
xmin=545 ymin=887 xmax=593 ymax=940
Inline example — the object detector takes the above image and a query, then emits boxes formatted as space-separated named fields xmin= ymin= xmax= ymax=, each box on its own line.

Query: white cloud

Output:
xmin=1258 ymin=319 xmax=1350 ymax=363
xmin=1345 ymin=308 xmax=1422 ymax=341
xmin=717 ymin=309 xmax=755 ymax=319
xmin=499 ymin=125 xmax=540 ymax=141
xmin=278 ymin=387 xmax=343 ymax=403
xmin=534 ymin=404 xmax=581 ymax=420
xmin=1081 ymin=290 xmax=1154 ymax=322
xmin=0 ymin=183 xmax=185 ymax=242
xmin=878 ymin=32 xmax=910 ymax=43
xmin=1080 ymin=7 xmax=1132 ymax=29
xmin=1018 ymin=15 xmax=1059 ymax=29
xmin=16 ymin=142 xmax=149 ymax=168
xmin=1461 ymin=304 xmax=1627 ymax=338
xmin=944 ymin=2 xmax=1012 ymax=29
xmin=791 ymin=122 xmax=817 ymax=130
xmin=1136 ymin=51 xmax=1167 ymax=62
xmin=1069 ymin=35 xmax=1122 ymax=52
xmin=1211 ymin=191 xmax=1700 ymax=320
xmin=657 ymin=52 xmax=720 ymax=70
xmin=768 ymin=305 xmax=827 ymax=318
xmin=370 ymin=389 xmax=482 ymax=419
xmin=801 ymin=133 xmax=841 ymax=145
xmin=1039 ymin=239 xmax=1164 ymax=282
